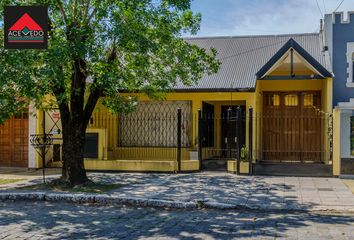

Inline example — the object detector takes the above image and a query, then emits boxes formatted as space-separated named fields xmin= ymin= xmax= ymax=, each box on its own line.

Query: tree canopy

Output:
xmin=0 ymin=0 xmax=220 ymax=185
xmin=0 ymin=0 xmax=220 ymax=122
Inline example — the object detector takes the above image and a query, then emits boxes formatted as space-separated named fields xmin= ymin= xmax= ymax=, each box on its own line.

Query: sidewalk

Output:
xmin=1 ymin=170 xmax=354 ymax=212
xmin=101 ymin=172 xmax=354 ymax=211
xmin=0 ymin=168 xmax=61 ymax=190
xmin=343 ymin=179 xmax=354 ymax=194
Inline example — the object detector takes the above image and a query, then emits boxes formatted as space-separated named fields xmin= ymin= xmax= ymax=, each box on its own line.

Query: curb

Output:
xmin=1 ymin=192 xmax=354 ymax=213
xmin=203 ymin=201 xmax=354 ymax=213
xmin=0 ymin=192 xmax=197 ymax=209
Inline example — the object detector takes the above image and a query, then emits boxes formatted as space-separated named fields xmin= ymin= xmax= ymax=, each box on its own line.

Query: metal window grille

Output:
xmin=118 ymin=101 xmax=192 ymax=147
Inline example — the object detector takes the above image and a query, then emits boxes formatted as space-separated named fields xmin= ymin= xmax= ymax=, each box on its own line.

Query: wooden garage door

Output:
xmin=262 ymin=92 xmax=322 ymax=163
xmin=0 ymin=113 xmax=28 ymax=167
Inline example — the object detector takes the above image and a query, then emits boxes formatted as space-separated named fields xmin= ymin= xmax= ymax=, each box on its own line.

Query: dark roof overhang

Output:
xmin=256 ymin=38 xmax=332 ymax=79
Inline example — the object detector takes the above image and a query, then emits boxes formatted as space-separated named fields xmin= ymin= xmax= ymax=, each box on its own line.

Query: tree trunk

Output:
xmin=54 ymin=57 xmax=101 ymax=186
xmin=60 ymin=121 xmax=89 ymax=186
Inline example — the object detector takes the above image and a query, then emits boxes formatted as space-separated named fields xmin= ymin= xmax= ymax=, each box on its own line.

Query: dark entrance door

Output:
xmin=201 ymin=102 xmax=215 ymax=148
xmin=199 ymin=104 xmax=246 ymax=171
xmin=221 ymin=105 xmax=246 ymax=158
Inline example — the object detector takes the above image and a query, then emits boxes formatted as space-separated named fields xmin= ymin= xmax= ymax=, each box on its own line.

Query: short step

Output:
xmin=202 ymin=159 xmax=228 ymax=171
xmin=253 ymin=163 xmax=332 ymax=177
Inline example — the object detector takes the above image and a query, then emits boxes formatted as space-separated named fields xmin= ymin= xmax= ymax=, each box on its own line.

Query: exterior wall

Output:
xmin=33 ymin=92 xmax=255 ymax=172
xmin=0 ymin=113 xmax=29 ymax=168
xmin=28 ymin=104 xmax=37 ymax=168
xmin=324 ymin=12 xmax=354 ymax=105
xmin=324 ymin=12 xmax=354 ymax=175
xmin=34 ymin=110 xmax=45 ymax=168
xmin=51 ymin=159 xmax=200 ymax=172
xmin=333 ymin=107 xmax=354 ymax=176
xmin=340 ymin=110 xmax=354 ymax=159
xmin=255 ymin=79 xmax=333 ymax=164
xmin=123 ymin=92 xmax=256 ymax=157
xmin=33 ymin=79 xmax=333 ymax=172
xmin=333 ymin=108 xmax=341 ymax=175
xmin=87 ymin=93 xmax=254 ymax=163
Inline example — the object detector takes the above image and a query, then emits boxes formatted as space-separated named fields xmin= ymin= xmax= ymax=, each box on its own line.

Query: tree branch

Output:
xmin=57 ymin=1 xmax=68 ymax=24
xmin=87 ymin=8 xmax=97 ymax=23
xmin=70 ymin=58 xmax=86 ymax=120
xmin=84 ymin=0 xmax=91 ymax=20
xmin=82 ymin=43 xmax=116 ymax=128
xmin=82 ymin=88 xmax=101 ymax=129
xmin=52 ymin=84 xmax=70 ymax=125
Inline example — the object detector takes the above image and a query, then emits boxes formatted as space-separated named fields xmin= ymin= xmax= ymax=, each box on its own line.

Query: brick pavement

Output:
xmin=0 ymin=201 xmax=353 ymax=239
xmin=95 ymin=172 xmax=354 ymax=210
xmin=1 ymin=171 xmax=354 ymax=211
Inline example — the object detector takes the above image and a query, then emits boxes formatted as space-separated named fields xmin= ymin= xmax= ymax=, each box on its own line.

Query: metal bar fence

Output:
xmin=252 ymin=111 xmax=332 ymax=164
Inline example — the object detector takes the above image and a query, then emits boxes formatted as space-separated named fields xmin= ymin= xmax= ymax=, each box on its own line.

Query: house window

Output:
xmin=119 ymin=101 xmax=191 ymax=147
xmin=265 ymin=94 xmax=280 ymax=107
xmin=352 ymin=53 xmax=354 ymax=82
xmin=303 ymin=94 xmax=313 ymax=107
xmin=285 ymin=94 xmax=298 ymax=106
xmin=351 ymin=116 xmax=354 ymax=156
xmin=272 ymin=94 xmax=280 ymax=106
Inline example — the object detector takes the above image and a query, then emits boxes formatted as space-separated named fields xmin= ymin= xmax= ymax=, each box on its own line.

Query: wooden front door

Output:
xmin=0 ymin=113 xmax=28 ymax=167
xmin=262 ymin=92 xmax=322 ymax=163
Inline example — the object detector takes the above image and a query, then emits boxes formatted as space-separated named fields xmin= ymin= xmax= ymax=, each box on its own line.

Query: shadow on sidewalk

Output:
xmin=0 ymin=201 xmax=353 ymax=239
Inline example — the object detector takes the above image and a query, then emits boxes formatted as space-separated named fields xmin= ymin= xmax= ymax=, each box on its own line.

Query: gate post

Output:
xmin=177 ymin=109 xmax=182 ymax=173
xmin=236 ymin=106 xmax=242 ymax=174
xmin=227 ymin=107 xmax=232 ymax=160
xmin=249 ymin=107 xmax=253 ymax=175
xmin=42 ymin=111 xmax=46 ymax=182
xmin=198 ymin=109 xmax=202 ymax=171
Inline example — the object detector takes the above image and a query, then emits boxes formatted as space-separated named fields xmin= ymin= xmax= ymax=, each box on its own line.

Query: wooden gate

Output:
xmin=0 ymin=113 xmax=28 ymax=167
xmin=262 ymin=92 xmax=323 ymax=163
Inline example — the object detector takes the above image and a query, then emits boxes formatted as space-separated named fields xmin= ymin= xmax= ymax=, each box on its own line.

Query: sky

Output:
xmin=188 ymin=0 xmax=354 ymax=37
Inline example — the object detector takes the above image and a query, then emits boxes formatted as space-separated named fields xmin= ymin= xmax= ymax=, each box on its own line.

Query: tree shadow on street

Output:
xmin=0 ymin=201 xmax=353 ymax=239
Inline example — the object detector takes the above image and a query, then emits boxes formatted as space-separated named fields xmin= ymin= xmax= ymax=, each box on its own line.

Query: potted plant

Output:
xmin=239 ymin=146 xmax=250 ymax=174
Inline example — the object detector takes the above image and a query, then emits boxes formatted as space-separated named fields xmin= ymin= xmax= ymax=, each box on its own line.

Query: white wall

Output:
xmin=28 ymin=104 xmax=37 ymax=168
xmin=340 ymin=109 xmax=354 ymax=158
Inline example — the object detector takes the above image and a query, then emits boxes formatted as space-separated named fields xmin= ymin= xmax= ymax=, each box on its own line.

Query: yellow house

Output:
xmin=31 ymin=33 xmax=336 ymax=176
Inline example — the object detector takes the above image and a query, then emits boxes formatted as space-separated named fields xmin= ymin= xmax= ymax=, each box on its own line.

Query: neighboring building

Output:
xmin=325 ymin=12 xmax=354 ymax=175
xmin=0 ymin=113 xmax=29 ymax=168
xmin=26 ymin=33 xmax=335 ymax=176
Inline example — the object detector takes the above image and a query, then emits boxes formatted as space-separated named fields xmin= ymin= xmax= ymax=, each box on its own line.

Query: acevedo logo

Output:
xmin=4 ymin=6 xmax=48 ymax=49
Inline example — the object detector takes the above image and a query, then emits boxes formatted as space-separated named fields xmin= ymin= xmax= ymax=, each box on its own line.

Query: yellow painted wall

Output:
xmin=36 ymin=75 xmax=335 ymax=174
xmin=51 ymin=159 xmax=199 ymax=172
xmin=322 ymin=77 xmax=334 ymax=164
xmin=35 ymin=110 xmax=44 ymax=168
xmin=333 ymin=108 xmax=341 ymax=176
xmin=110 ymin=147 xmax=190 ymax=161
xmin=89 ymin=92 xmax=255 ymax=162
xmin=91 ymin=79 xmax=333 ymax=162
xmin=256 ymin=79 xmax=324 ymax=92
xmin=86 ymin=128 xmax=108 ymax=160
xmin=255 ymin=79 xmax=328 ymax=161
xmin=254 ymin=78 xmax=333 ymax=166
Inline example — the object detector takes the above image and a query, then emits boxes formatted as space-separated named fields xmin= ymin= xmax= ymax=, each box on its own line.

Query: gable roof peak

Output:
xmin=256 ymin=37 xmax=332 ymax=79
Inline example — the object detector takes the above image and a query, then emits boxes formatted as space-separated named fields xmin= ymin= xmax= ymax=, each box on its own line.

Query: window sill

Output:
xmin=346 ymin=82 xmax=354 ymax=88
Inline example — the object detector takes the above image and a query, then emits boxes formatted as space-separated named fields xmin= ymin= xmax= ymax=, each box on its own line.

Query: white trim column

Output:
xmin=346 ymin=43 xmax=354 ymax=88
xmin=335 ymin=99 xmax=354 ymax=176
xmin=28 ymin=104 xmax=37 ymax=169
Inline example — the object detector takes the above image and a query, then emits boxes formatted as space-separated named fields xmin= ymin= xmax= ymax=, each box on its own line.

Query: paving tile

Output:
xmin=2 ymin=172 xmax=354 ymax=212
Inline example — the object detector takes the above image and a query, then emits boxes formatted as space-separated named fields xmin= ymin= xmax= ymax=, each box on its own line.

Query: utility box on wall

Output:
xmin=84 ymin=133 xmax=99 ymax=159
